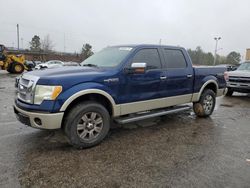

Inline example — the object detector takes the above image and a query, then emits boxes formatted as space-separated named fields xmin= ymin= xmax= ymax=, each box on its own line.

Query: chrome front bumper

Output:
xmin=227 ymin=82 xmax=250 ymax=89
xmin=14 ymin=104 xmax=64 ymax=129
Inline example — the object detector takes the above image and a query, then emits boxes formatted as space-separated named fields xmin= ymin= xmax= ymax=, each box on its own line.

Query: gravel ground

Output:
xmin=0 ymin=70 xmax=250 ymax=188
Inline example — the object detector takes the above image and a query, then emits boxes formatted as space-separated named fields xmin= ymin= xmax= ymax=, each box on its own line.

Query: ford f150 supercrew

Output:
xmin=14 ymin=44 xmax=227 ymax=148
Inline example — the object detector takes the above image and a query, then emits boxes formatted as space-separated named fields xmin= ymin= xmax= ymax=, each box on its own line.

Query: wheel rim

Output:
xmin=76 ymin=112 xmax=103 ymax=141
xmin=203 ymin=95 xmax=214 ymax=114
xmin=15 ymin=64 xmax=22 ymax=72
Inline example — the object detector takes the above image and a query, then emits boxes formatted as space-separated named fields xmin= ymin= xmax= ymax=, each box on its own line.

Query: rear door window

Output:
xmin=163 ymin=49 xmax=187 ymax=69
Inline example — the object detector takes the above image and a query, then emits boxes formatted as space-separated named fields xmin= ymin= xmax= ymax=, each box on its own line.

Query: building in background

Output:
xmin=5 ymin=47 xmax=82 ymax=62
xmin=246 ymin=49 xmax=250 ymax=60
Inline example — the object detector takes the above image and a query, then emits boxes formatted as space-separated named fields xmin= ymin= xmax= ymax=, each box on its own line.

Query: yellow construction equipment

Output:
xmin=0 ymin=44 xmax=29 ymax=74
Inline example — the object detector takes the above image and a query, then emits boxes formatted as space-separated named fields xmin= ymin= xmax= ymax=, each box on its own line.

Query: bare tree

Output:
xmin=41 ymin=34 xmax=54 ymax=52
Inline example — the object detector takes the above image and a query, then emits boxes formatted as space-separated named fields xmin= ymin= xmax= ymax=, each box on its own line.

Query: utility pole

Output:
xmin=213 ymin=37 xmax=221 ymax=65
xmin=17 ymin=24 xmax=20 ymax=51
xmin=63 ymin=33 xmax=66 ymax=53
xmin=159 ymin=38 xmax=162 ymax=45
xmin=21 ymin=38 xmax=24 ymax=49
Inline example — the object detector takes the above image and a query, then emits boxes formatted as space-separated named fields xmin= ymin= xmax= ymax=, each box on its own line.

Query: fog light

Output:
xmin=34 ymin=118 xmax=42 ymax=126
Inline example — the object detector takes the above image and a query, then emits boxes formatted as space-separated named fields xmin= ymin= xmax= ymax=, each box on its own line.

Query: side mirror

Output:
xmin=125 ymin=62 xmax=147 ymax=74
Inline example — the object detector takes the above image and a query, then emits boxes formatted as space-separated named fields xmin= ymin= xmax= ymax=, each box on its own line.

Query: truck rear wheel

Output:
xmin=64 ymin=101 xmax=110 ymax=149
xmin=193 ymin=89 xmax=216 ymax=117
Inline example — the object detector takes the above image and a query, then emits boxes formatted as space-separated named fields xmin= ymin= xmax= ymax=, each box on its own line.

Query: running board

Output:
xmin=115 ymin=105 xmax=191 ymax=124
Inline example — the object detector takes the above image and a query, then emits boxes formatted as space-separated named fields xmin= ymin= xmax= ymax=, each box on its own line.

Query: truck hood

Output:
xmin=228 ymin=70 xmax=250 ymax=77
xmin=24 ymin=66 xmax=116 ymax=89
xmin=28 ymin=66 xmax=99 ymax=76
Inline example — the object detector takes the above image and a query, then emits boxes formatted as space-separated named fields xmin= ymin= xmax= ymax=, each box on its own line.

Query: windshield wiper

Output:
xmin=82 ymin=63 xmax=98 ymax=68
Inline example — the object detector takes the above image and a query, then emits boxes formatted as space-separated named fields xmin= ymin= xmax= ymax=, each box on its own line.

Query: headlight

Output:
xmin=34 ymin=85 xmax=62 ymax=105
xmin=224 ymin=71 xmax=229 ymax=81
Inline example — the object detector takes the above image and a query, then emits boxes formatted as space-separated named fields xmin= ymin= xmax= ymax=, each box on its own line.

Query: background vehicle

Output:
xmin=215 ymin=64 xmax=239 ymax=71
xmin=34 ymin=61 xmax=43 ymax=66
xmin=0 ymin=44 xmax=30 ymax=74
xmin=64 ymin=61 xmax=80 ymax=66
xmin=225 ymin=61 xmax=250 ymax=96
xmin=14 ymin=44 xmax=226 ymax=148
xmin=25 ymin=60 xmax=36 ymax=70
xmin=35 ymin=60 xmax=64 ymax=69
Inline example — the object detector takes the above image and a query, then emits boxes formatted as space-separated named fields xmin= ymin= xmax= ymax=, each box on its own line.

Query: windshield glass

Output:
xmin=80 ymin=47 xmax=133 ymax=67
xmin=237 ymin=62 xmax=250 ymax=71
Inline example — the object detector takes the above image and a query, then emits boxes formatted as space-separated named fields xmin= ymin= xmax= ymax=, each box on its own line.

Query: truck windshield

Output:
xmin=80 ymin=47 xmax=133 ymax=67
xmin=237 ymin=62 xmax=250 ymax=71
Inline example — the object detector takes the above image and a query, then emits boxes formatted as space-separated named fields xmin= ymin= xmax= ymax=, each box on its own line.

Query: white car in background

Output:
xmin=64 ymin=61 xmax=80 ymax=66
xmin=35 ymin=60 xmax=64 ymax=70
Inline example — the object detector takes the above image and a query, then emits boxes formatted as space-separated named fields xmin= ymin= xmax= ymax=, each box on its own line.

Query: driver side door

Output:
xmin=119 ymin=48 xmax=165 ymax=114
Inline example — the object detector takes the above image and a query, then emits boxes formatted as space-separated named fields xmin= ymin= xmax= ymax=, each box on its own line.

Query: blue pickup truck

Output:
xmin=14 ymin=45 xmax=226 ymax=148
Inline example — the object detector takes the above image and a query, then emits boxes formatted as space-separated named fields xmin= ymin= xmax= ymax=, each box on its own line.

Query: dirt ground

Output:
xmin=0 ymin=70 xmax=250 ymax=188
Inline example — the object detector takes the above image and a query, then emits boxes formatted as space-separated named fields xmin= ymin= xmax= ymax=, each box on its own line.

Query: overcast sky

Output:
xmin=1 ymin=0 xmax=250 ymax=57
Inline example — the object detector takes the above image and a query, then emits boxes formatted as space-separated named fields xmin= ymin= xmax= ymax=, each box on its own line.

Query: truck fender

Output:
xmin=192 ymin=80 xmax=218 ymax=102
xmin=59 ymin=89 xmax=120 ymax=117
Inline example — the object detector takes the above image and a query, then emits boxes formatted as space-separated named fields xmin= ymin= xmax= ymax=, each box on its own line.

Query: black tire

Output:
xmin=225 ymin=88 xmax=233 ymax=96
xmin=64 ymin=101 xmax=110 ymax=149
xmin=9 ymin=62 xmax=24 ymax=74
xmin=6 ymin=63 xmax=13 ymax=72
xmin=193 ymin=89 xmax=216 ymax=117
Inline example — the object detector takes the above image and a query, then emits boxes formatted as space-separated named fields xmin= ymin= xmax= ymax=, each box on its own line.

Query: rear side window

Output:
xmin=163 ymin=49 xmax=187 ymax=69
xmin=132 ymin=49 xmax=161 ymax=70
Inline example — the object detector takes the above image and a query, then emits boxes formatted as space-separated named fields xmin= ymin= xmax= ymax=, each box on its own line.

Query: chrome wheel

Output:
xmin=203 ymin=95 xmax=214 ymax=114
xmin=77 ymin=112 xmax=103 ymax=141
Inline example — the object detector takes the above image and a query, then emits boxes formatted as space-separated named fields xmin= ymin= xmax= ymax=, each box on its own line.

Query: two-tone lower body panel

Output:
xmin=14 ymin=104 xmax=64 ymax=129
xmin=14 ymin=87 xmax=227 ymax=129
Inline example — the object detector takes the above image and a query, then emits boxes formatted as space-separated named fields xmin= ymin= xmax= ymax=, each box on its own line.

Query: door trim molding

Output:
xmin=120 ymin=94 xmax=193 ymax=115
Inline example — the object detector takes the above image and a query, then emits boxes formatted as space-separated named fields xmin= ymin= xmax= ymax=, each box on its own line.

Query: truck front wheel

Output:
xmin=64 ymin=101 xmax=110 ymax=149
xmin=193 ymin=89 xmax=216 ymax=117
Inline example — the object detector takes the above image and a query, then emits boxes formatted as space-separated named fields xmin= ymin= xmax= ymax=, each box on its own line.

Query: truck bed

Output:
xmin=193 ymin=66 xmax=226 ymax=93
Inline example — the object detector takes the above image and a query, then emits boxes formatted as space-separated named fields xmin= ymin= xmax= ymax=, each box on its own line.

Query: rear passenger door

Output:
xmin=162 ymin=48 xmax=194 ymax=99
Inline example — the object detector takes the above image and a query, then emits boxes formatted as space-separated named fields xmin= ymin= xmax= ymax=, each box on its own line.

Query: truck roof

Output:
xmin=111 ymin=44 xmax=185 ymax=50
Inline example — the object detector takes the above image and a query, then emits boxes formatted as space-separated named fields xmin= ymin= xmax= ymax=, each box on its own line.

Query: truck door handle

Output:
xmin=160 ymin=76 xmax=167 ymax=80
xmin=187 ymin=74 xmax=193 ymax=78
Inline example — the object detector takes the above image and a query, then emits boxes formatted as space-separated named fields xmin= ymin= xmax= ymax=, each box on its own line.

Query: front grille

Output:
xmin=17 ymin=75 xmax=39 ymax=104
xmin=228 ymin=76 xmax=250 ymax=84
